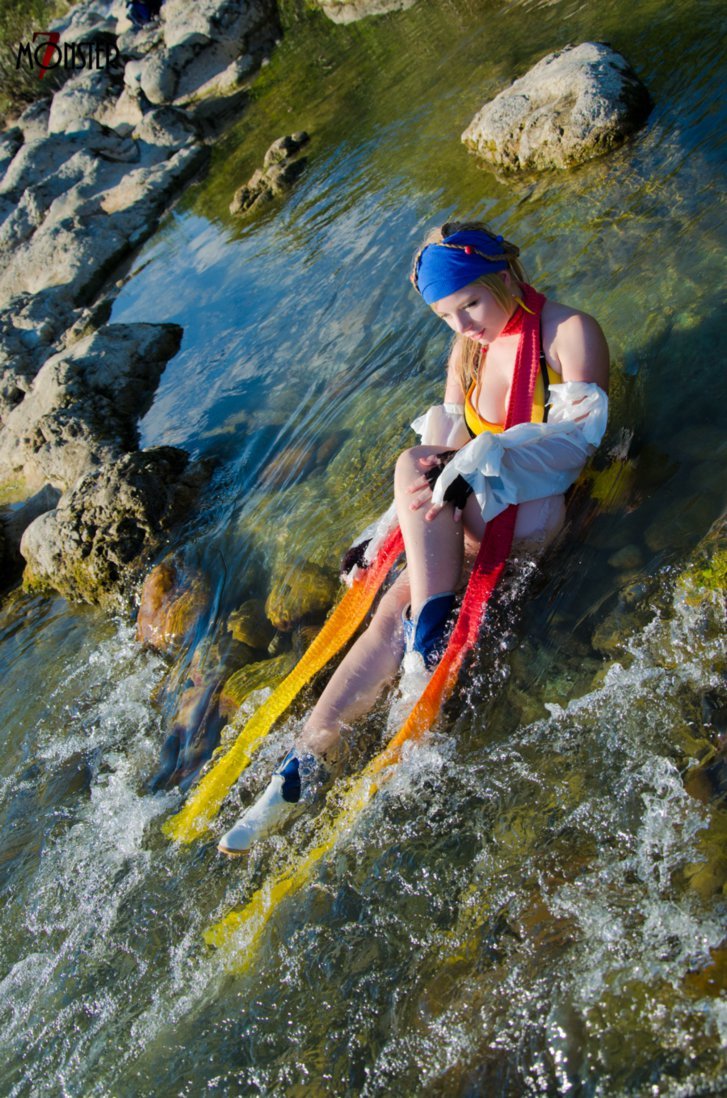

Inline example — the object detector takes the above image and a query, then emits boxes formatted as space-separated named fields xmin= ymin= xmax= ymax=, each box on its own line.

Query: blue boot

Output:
xmin=402 ymin=592 xmax=456 ymax=671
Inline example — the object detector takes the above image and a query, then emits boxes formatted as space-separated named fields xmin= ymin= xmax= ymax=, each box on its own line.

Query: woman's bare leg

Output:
xmin=298 ymin=572 xmax=411 ymax=757
xmin=299 ymin=445 xmax=470 ymax=755
xmin=394 ymin=445 xmax=466 ymax=614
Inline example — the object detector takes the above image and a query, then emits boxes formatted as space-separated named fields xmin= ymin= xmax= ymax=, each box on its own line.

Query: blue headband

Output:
xmin=413 ymin=230 xmax=509 ymax=305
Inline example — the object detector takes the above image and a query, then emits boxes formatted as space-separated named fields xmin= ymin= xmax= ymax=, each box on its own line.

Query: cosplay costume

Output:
xmin=176 ymin=228 xmax=607 ymax=858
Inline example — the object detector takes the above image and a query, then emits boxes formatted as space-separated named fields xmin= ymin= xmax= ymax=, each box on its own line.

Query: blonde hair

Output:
xmin=411 ymin=221 xmax=528 ymax=392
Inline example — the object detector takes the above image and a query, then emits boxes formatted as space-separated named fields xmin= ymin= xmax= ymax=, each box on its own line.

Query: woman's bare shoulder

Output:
xmin=543 ymin=299 xmax=609 ymax=390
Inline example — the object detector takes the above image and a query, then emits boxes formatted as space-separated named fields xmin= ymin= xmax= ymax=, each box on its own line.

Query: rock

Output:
xmin=47 ymin=70 xmax=121 ymax=135
xmin=136 ymin=557 xmax=209 ymax=652
xmin=315 ymin=0 xmax=418 ymax=22
xmin=607 ymin=544 xmax=644 ymax=571
xmin=17 ymin=100 xmax=51 ymax=142
xmin=462 ymin=42 xmax=652 ymax=172
xmin=230 ymin=131 xmax=309 ymax=215
xmin=265 ymin=561 xmax=338 ymax=631
xmin=123 ymin=0 xmax=280 ymax=106
xmin=0 ymin=134 xmax=207 ymax=305
xmin=0 ymin=322 xmax=183 ymax=492
xmin=104 ymin=86 xmax=148 ymax=132
xmin=132 ymin=105 xmax=198 ymax=148
xmin=0 ymin=128 xmax=23 ymax=180
xmin=20 ymin=446 xmax=212 ymax=606
xmin=219 ymin=651 xmax=297 ymax=718
xmin=226 ymin=598 xmax=276 ymax=649
xmin=259 ymin=439 xmax=316 ymax=487
xmin=0 ymin=483 xmax=61 ymax=590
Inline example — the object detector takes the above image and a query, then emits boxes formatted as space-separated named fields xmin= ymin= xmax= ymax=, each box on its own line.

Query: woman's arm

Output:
xmin=553 ymin=309 xmax=610 ymax=391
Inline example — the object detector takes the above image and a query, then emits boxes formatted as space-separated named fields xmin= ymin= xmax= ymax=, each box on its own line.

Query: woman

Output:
xmin=218 ymin=222 xmax=609 ymax=855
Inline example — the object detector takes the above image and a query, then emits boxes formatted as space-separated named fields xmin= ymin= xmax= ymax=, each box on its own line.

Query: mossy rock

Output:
xmin=136 ymin=558 xmax=209 ymax=654
xmin=265 ymin=561 xmax=338 ymax=631
xmin=226 ymin=598 xmax=276 ymax=650
xmin=678 ymin=514 xmax=727 ymax=601
xmin=219 ymin=651 xmax=298 ymax=718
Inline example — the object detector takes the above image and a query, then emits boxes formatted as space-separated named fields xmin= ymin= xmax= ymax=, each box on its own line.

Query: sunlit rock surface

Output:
xmin=20 ymin=446 xmax=211 ymax=605
xmin=462 ymin=42 xmax=652 ymax=171
xmin=265 ymin=561 xmax=338 ymax=631
xmin=0 ymin=323 xmax=182 ymax=493
xmin=315 ymin=0 xmax=418 ymax=24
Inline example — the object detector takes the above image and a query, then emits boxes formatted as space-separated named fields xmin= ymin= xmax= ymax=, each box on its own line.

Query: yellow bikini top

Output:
xmin=464 ymin=358 xmax=561 ymax=436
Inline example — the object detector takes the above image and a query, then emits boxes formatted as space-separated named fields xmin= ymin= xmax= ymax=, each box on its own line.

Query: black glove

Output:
xmin=341 ymin=538 xmax=371 ymax=577
xmin=424 ymin=451 xmax=473 ymax=512
xmin=442 ymin=474 xmax=473 ymax=512
xmin=423 ymin=449 xmax=457 ymax=490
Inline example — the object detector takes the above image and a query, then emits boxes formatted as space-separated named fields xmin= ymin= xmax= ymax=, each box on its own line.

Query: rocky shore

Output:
xmin=0 ymin=0 xmax=653 ymax=788
xmin=0 ymin=0 xmax=284 ymax=600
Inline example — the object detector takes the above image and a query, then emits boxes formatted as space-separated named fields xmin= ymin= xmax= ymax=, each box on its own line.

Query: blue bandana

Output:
xmin=413 ymin=229 xmax=509 ymax=305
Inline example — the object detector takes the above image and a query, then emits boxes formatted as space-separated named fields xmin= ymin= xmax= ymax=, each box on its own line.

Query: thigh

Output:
xmin=513 ymin=494 xmax=566 ymax=548
xmin=462 ymin=492 xmax=566 ymax=562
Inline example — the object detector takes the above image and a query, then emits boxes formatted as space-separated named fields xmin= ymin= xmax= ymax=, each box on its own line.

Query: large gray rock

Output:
xmin=315 ymin=0 xmax=417 ymax=23
xmin=0 ymin=323 xmax=183 ymax=492
xmin=47 ymin=69 xmax=122 ymax=135
xmin=123 ymin=0 xmax=279 ymax=104
xmin=462 ymin=42 xmax=652 ymax=172
xmin=20 ymin=446 xmax=211 ymax=606
xmin=0 ymin=131 xmax=206 ymax=304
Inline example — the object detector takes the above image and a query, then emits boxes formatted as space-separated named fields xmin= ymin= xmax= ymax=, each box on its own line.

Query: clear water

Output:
xmin=1 ymin=0 xmax=726 ymax=1092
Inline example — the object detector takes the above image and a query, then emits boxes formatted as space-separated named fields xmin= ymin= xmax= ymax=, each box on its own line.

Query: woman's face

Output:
xmin=430 ymin=276 xmax=514 ymax=345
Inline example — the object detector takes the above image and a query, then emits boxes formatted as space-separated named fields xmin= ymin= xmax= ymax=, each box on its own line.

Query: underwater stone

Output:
xmin=219 ymin=651 xmax=297 ymax=718
xmin=226 ymin=598 xmax=276 ymax=650
xmin=265 ymin=561 xmax=338 ymax=631
xmin=136 ymin=557 xmax=209 ymax=653
xmin=607 ymin=544 xmax=644 ymax=571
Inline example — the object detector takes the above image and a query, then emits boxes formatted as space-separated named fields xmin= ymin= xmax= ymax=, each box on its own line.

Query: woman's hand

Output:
xmin=407 ymin=451 xmax=472 ymax=523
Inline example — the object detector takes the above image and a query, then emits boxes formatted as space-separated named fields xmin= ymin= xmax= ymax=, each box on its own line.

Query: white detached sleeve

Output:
xmin=410 ymin=403 xmax=472 ymax=449
xmin=431 ymin=382 xmax=608 ymax=522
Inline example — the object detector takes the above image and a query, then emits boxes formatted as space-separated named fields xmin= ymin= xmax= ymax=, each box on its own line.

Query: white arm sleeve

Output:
xmin=410 ymin=403 xmax=471 ymax=449
xmin=341 ymin=500 xmax=398 ymax=586
xmin=431 ymin=382 xmax=608 ymax=523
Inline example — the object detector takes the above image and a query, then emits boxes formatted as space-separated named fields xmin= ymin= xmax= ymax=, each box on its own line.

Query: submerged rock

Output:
xmin=226 ymin=598 xmax=276 ymax=650
xmin=136 ymin=557 xmax=209 ymax=653
xmin=462 ymin=42 xmax=652 ymax=172
xmin=265 ymin=561 xmax=338 ymax=631
xmin=230 ymin=132 xmax=309 ymax=215
xmin=219 ymin=650 xmax=297 ymax=718
xmin=20 ymin=447 xmax=212 ymax=606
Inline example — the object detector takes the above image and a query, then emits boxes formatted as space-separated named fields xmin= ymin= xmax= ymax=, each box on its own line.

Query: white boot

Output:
xmin=217 ymin=749 xmax=325 ymax=856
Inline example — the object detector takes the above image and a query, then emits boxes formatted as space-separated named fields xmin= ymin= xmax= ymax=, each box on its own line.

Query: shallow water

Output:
xmin=1 ymin=0 xmax=726 ymax=1093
